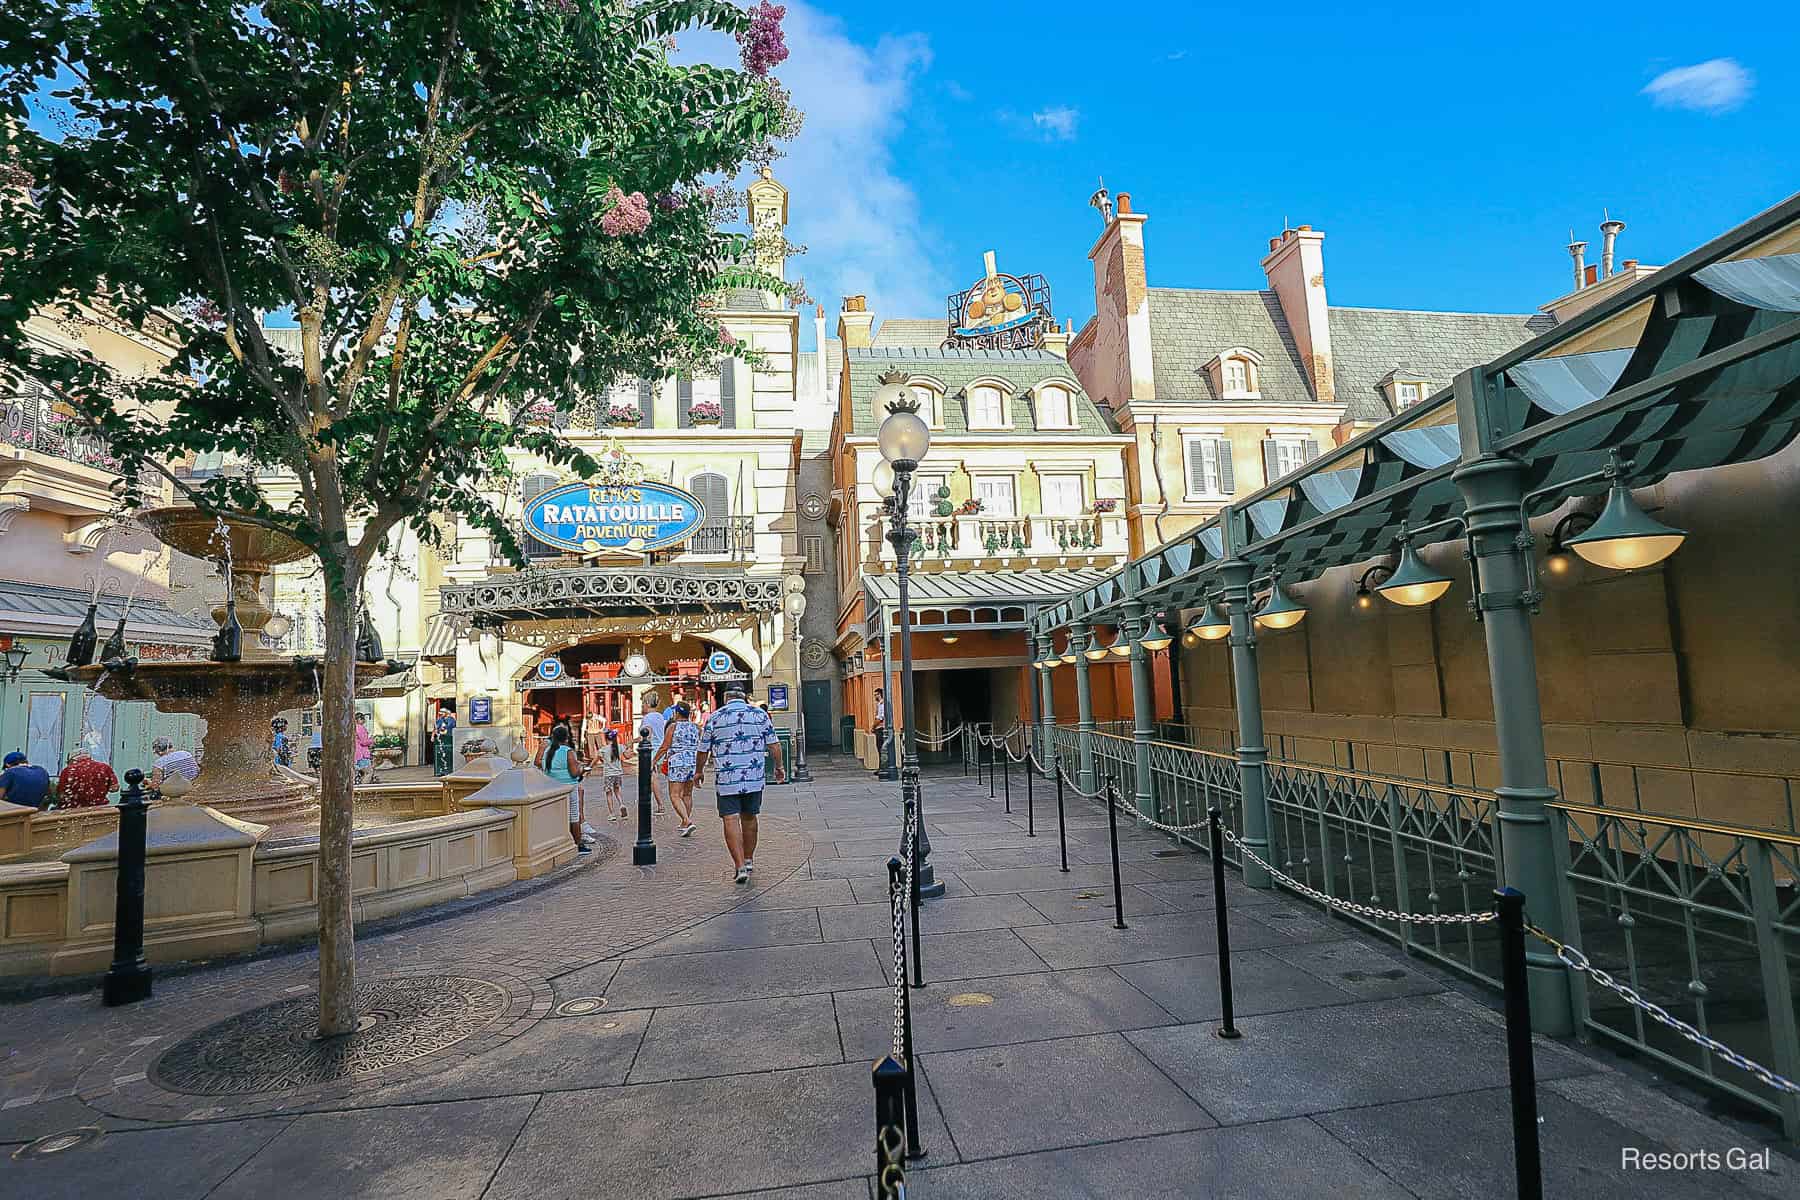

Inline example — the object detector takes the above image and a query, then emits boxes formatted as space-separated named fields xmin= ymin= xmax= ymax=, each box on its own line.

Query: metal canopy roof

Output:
xmin=1040 ymin=193 xmax=1800 ymax=631
xmin=440 ymin=566 xmax=784 ymax=626
xmin=864 ymin=568 xmax=1108 ymax=640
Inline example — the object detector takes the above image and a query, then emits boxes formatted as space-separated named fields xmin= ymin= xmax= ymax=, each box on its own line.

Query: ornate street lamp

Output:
xmin=1376 ymin=528 xmax=1455 ymax=607
xmin=1 ymin=643 xmax=28 ymax=683
xmin=784 ymin=578 xmax=812 ymax=783
xmin=1188 ymin=597 xmax=1232 ymax=642
xmin=876 ymin=369 xmax=944 ymax=898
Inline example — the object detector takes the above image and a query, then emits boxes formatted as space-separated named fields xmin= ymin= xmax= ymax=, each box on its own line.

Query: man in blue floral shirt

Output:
xmin=697 ymin=685 xmax=785 ymax=884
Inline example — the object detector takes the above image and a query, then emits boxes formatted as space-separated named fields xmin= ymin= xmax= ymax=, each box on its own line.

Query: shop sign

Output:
xmin=706 ymin=650 xmax=732 ymax=675
xmin=469 ymin=696 xmax=493 ymax=725
xmin=535 ymin=657 xmax=565 ymax=683
xmin=523 ymin=479 xmax=704 ymax=555
xmin=768 ymin=683 xmax=789 ymax=711
xmin=946 ymin=251 xmax=1052 ymax=349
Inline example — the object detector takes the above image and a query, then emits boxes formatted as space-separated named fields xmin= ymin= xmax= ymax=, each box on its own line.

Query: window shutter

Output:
xmin=1303 ymin=438 xmax=1320 ymax=463
xmin=691 ymin=471 xmax=730 ymax=522
xmin=1216 ymin=440 xmax=1235 ymax=494
xmin=637 ymin=379 xmax=654 ymax=427
xmin=520 ymin=473 xmax=559 ymax=557
xmin=677 ymin=375 xmax=694 ymax=427
xmin=1261 ymin=439 xmax=1280 ymax=483
xmin=1186 ymin=441 xmax=1208 ymax=495
xmin=719 ymin=357 xmax=736 ymax=428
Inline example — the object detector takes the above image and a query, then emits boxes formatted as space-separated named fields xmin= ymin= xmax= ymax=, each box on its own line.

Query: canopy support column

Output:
xmin=1072 ymin=620 xmax=1097 ymax=796
xmin=1126 ymin=599 xmax=1158 ymax=824
xmin=1220 ymin=526 xmax=1273 ymax=889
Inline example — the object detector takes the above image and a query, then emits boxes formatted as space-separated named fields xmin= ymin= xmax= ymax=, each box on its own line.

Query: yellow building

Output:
xmin=827 ymin=258 xmax=1136 ymax=762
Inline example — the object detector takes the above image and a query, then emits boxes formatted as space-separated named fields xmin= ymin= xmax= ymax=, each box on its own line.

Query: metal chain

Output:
xmin=913 ymin=724 xmax=965 ymax=749
xmin=1108 ymin=787 xmax=1213 ymax=835
xmin=1221 ymin=825 xmax=1498 ymax=926
xmin=876 ymin=1124 xmax=907 ymax=1199
xmin=1055 ymin=761 xmax=1110 ymax=802
xmin=1524 ymin=923 xmax=1800 ymax=1095
xmin=888 ymin=800 xmax=920 ymax=1061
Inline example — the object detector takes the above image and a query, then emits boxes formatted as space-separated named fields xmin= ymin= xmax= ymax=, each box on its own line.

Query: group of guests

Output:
xmin=0 ymin=736 xmax=201 ymax=811
xmin=537 ymin=685 xmax=785 ymax=883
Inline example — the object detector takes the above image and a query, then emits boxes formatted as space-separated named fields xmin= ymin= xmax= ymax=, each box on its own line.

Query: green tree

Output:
xmin=0 ymin=0 xmax=796 ymax=1034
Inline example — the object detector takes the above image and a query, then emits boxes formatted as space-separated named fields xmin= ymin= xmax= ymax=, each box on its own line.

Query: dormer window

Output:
xmin=967 ymin=382 xmax=1010 ymax=430
xmin=1205 ymin=348 xmax=1264 ymax=399
xmin=1033 ymin=383 xmax=1075 ymax=430
xmin=1379 ymin=369 xmax=1432 ymax=413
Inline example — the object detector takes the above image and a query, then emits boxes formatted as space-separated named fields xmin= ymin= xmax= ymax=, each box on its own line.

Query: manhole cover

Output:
xmin=14 ymin=1127 xmax=104 ymax=1159
xmin=946 ymin=992 xmax=994 ymax=1007
xmin=555 ymin=997 xmax=609 ymax=1016
xmin=152 ymin=975 xmax=509 ymax=1096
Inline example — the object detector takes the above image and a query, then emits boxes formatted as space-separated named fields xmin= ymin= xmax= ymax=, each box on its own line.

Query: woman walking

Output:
xmin=654 ymin=702 xmax=701 ymax=837
xmin=540 ymin=725 xmax=589 ymax=854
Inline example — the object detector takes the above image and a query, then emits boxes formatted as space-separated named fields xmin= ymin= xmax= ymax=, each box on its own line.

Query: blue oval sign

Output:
xmin=524 ymin=480 xmax=705 ymax=555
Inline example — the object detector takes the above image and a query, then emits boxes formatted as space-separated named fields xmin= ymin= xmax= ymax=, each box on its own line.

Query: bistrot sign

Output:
xmin=524 ymin=480 xmax=704 ymax=555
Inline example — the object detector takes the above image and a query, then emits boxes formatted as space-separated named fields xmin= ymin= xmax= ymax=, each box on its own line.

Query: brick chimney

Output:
xmin=1073 ymin=188 xmax=1155 ymax=407
xmin=1261 ymin=224 xmax=1333 ymax=404
xmin=838 ymin=295 xmax=873 ymax=349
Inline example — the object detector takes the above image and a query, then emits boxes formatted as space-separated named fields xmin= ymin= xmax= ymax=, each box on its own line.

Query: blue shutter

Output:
xmin=637 ymin=379 xmax=654 ymax=427
xmin=1216 ymin=440 xmax=1235 ymax=494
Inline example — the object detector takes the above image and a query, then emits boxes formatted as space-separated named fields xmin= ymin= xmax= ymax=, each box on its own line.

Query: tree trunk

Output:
xmin=316 ymin=587 xmax=360 ymax=1036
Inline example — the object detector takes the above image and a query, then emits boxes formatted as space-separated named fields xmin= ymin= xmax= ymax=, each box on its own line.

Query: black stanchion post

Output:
xmin=871 ymin=1054 xmax=908 ymax=1191
xmin=633 ymin=729 xmax=657 ymax=866
xmin=907 ymin=797 xmax=925 ymax=989
xmin=102 ymin=768 xmax=153 ymax=1006
xmin=1056 ymin=764 xmax=1069 ymax=872
xmin=1002 ymin=742 xmax=1011 ymax=813
xmin=888 ymin=858 xmax=926 ymax=1160
xmin=987 ymin=738 xmax=996 ymax=798
xmin=1208 ymin=806 xmax=1241 ymax=1039
xmin=1025 ymin=747 xmax=1035 ymax=837
xmin=1496 ymin=887 xmax=1544 ymax=1200
xmin=1105 ymin=777 xmax=1127 ymax=930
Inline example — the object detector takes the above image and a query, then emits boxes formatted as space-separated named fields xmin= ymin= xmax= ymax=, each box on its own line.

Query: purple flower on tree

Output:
xmin=738 ymin=3 xmax=789 ymax=77
xmin=600 ymin=184 xmax=651 ymax=236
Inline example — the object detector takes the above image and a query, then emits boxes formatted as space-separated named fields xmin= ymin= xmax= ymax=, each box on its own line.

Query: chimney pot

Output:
xmin=1621 ymin=258 xmax=1638 ymax=271
xmin=1585 ymin=264 xmax=1599 ymax=286
xmin=844 ymin=295 xmax=866 ymax=313
xmin=1117 ymin=192 xmax=1132 ymax=215
xmin=1599 ymin=215 xmax=1626 ymax=278
xmin=1297 ymin=224 xmax=1312 ymax=232
xmin=1268 ymin=237 xmax=1280 ymax=252
xmin=815 ymin=304 xmax=824 ymax=318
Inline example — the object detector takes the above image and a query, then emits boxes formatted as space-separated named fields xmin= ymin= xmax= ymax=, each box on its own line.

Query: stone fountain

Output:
xmin=66 ymin=505 xmax=388 ymax=821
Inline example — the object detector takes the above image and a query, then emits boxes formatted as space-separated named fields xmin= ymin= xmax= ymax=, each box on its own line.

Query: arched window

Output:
xmin=1035 ymin=384 xmax=1074 ymax=429
xmin=520 ymin=472 xmax=561 ymax=557
xmin=689 ymin=471 xmax=731 ymax=552
xmin=968 ymin=384 xmax=1006 ymax=429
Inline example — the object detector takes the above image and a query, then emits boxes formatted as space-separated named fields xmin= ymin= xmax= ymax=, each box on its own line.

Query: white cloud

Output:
xmin=677 ymin=5 xmax=943 ymax=327
xmin=1031 ymin=106 xmax=1080 ymax=141
xmin=1641 ymin=58 xmax=1753 ymax=114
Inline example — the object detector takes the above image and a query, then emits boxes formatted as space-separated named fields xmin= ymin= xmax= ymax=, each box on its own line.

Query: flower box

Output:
xmin=605 ymin=403 xmax=642 ymax=427
xmin=688 ymin=399 xmax=724 ymax=426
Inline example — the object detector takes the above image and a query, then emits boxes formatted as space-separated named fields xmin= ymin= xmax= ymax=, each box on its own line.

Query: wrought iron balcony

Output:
xmin=1 ymin=386 xmax=166 ymax=505
xmin=873 ymin=511 xmax=1128 ymax=567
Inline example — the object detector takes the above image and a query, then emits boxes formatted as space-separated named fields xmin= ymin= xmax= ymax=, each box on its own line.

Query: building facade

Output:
xmin=1069 ymin=188 xmax=1553 ymax=557
xmin=828 ymin=260 xmax=1140 ymax=763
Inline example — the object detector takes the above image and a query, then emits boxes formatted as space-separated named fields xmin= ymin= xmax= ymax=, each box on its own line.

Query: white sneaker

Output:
xmin=680 ymin=823 xmax=696 ymax=837
xmin=734 ymin=867 xmax=749 ymax=884
xmin=743 ymin=858 xmax=754 ymax=874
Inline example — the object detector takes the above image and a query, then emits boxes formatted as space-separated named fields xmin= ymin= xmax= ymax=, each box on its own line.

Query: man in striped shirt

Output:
xmin=150 ymin=737 xmax=200 ymax=791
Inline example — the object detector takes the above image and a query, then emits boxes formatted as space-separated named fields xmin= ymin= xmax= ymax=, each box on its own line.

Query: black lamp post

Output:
xmin=874 ymin=370 xmax=944 ymax=899
xmin=102 ymin=768 xmax=153 ymax=1005
xmin=785 ymin=579 xmax=813 ymax=783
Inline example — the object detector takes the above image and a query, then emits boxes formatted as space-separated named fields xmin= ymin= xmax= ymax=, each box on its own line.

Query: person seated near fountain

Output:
xmin=0 ymin=751 xmax=52 ymax=811
xmin=149 ymin=737 xmax=200 ymax=790
xmin=56 ymin=747 xmax=117 ymax=810
xmin=271 ymin=717 xmax=294 ymax=770
xmin=353 ymin=712 xmax=374 ymax=783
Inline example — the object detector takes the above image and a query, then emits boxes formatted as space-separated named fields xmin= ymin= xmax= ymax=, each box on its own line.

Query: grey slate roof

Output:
xmin=1144 ymin=287 xmax=1552 ymax=423
xmin=0 ymin=580 xmax=215 ymax=646
xmin=1330 ymin=307 xmax=1555 ymax=422
xmin=718 ymin=287 xmax=783 ymax=312
xmin=1146 ymin=289 xmax=1313 ymax=404
xmin=871 ymin=318 xmax=946 ymax=350
xmin=844 ymin=346 xmax=1116 ymax=436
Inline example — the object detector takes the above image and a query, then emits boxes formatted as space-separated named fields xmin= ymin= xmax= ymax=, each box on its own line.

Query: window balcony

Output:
xmin=872 ymin=512 xmax=1127 ymax=570
xmin=0 ymin=390 xmax=168 ymax=520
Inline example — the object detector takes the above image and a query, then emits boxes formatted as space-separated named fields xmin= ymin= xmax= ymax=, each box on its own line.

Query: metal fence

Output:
xmin=1036 ymin=721 xmax=1800 ymax=1136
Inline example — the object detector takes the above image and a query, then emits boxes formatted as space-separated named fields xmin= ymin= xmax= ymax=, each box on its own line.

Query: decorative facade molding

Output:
xmin=0 ymin=495 xmax=29 ymax=534
xmin=440 ymin=566 xmax=785 ymax=623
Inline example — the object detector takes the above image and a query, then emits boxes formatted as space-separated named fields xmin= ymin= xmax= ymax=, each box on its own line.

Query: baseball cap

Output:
xmin=3 ymin=751 xmax=24 ymax=766
xmin=724 ymin=684 xmax=748 ymax=699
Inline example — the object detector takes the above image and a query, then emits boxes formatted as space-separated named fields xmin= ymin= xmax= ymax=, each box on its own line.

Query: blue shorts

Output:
xmin=717 ymin=790 xmax=763 ymax=818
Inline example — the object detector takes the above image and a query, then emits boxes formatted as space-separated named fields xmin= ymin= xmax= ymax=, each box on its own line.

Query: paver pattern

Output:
xmin=1 ymin=757 xmax=1793 ymax=1198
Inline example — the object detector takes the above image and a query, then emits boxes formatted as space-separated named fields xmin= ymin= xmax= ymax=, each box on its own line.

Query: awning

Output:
xmin=863 ymin=567 xmax=1109 ymax=640
xmin=0 ymin=580 xmax=215 ymax=647
xmin=420 ymin=613 xmax=465 ymax=663
xmin=360 ymin=664 xmax=420 ymax=696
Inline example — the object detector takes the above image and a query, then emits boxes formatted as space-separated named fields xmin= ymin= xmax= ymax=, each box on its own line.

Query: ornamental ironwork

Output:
xmin=441 ymin=565 xmax=784 ymax=623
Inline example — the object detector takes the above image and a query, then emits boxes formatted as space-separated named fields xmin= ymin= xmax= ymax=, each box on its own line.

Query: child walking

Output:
xmin=602 ymin=728 xmax=629 ymax=820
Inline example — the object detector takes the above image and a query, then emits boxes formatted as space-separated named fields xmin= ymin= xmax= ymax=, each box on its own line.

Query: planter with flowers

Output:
xmin=606 ymin=401 xmax=642 ymax=428
xmin=1091 ymin=497 xmax=1119 ymax=514
xmin=689 ymin=399 xmax=724 ymax=428
xmin=522 ymin=399 xmax=558 ymax=427
xmin=371 ymin=732 xmax=405 ymax=768
xmin=956 ymin=497 xmax=984 ymax=517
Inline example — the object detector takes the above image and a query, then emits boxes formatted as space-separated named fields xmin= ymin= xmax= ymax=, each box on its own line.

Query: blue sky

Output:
xmin=769 ymin=1 xmax=1796 ymax=346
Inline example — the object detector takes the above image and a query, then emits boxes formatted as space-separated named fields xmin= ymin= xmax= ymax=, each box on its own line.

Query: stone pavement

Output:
xmin=1 ymin=756 xmax=1794 ymax=1198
